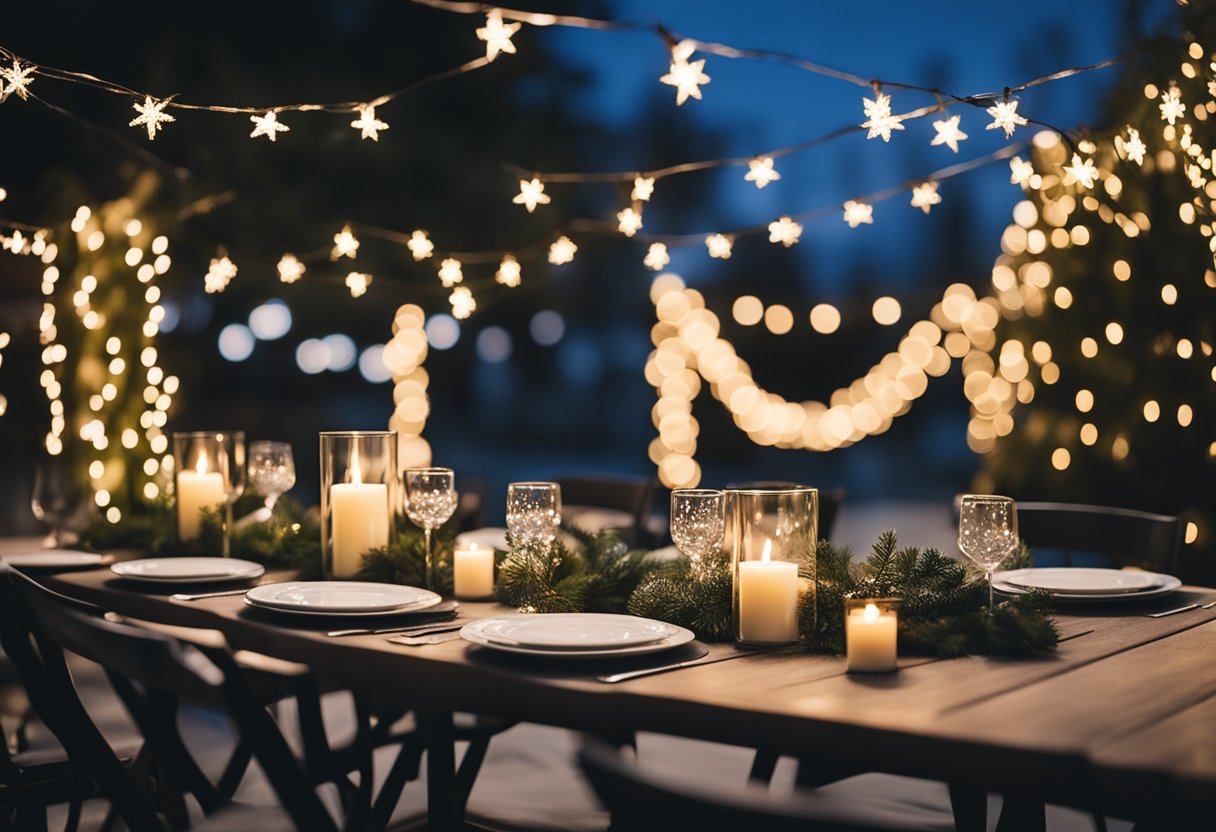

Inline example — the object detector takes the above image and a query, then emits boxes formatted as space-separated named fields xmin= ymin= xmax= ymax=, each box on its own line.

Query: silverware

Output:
xmin=1146 ymin=603 xmax=1200 ymax=618
xmin=598 ymin=647 xmax=795 ymax=684
xmin=1202 ymin=601 xmax=1216 ymax=609
xmin=327 ymin=620 xmax=464 ymax=638
xmin=388 ymin=632 xmax=463 ymax=647
xmin=171 ymin=588 xmax=253 ymax=601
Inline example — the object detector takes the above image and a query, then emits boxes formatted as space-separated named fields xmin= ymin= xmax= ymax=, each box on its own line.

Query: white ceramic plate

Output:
xmin=564 ymin=506 xmax=634 ymax=532
xmin=111 ymin=557 xmax=265 ymax=583
xmin=3 ymin=550 xmax=108 ymax=570
xmin=245 ymin=581 xmax=441 ymax=614
xmin=999 ymin=567 xmax=1161 ymax=595
xmin=466 ymin=613 xmax=680 ymax=649
xmin=994 ymin=571 xmax=1181 ymax=601
xmin=461 ymin=620 xmax=695 ymax=659
xmin=455 ymin=528 xmax=510 ymax=552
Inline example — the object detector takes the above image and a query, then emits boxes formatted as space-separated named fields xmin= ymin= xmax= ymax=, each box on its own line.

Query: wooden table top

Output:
xmin=33 ymin=564 xmax=1216 ymax=820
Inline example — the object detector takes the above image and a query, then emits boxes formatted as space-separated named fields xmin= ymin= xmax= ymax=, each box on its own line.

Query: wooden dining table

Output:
xmin=27 ymin=562 xmax=1216 ymax=830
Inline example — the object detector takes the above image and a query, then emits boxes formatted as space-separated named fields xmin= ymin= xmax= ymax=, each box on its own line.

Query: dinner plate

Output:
xmin=993 ymin=571 xmax=1181 ymax=601
xmin=245 ymin=581 xmax=441 ymax=614
xmin=455 ymin=528 xmax=510 ymax=552
xmin=564 ymin=506 xmax=634 ymax=533
xmin=3 ymin=550 xmax=108 ymax=570
xmin=111 ymin=557 xmax=265 ymax=583
xmin=999 ymin=567 xmax=1161 ymax=595
xmin=461 ymin=620 xmax=695 ymax=659
xmin=465 ymin=613 xmax=680 ymax=649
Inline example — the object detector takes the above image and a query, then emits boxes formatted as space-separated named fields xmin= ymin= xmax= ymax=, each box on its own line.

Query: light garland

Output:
xmin=931 ymin=114 xmax=968 ymax=152
xmin=384 ymin=303 xmax=433 ymax=469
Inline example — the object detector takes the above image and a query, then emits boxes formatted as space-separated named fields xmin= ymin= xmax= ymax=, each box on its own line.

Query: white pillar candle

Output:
xmin=176 ymin=460 xmax=226 ymax=544
xmin=846 ymin=602 xmax=898 ymax=673
xmin=330 ymin=454 xmax=390 ymax=579
xmin=454 ymin=543 xmax=495 ymax=599
xmin=737 ymin=539 xmax=800 ymax=644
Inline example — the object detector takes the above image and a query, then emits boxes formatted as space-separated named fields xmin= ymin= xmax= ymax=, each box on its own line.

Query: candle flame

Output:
xmin=350 ymin=444 xmax=363 ymax=485
xmin=863 ymin=603 xmax=880 ymax=623
xmin=761 ymin=538 xmax=772 ymax=562
xmin=468 ymin=543 xmax=480 ymax=552
xmin=195 ymin=456 xmax=207 ymax=475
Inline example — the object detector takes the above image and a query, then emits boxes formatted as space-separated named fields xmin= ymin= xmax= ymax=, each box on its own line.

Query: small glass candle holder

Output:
xmin=320 ymin=431 xmax=397 ymax=579
xmin=173 ymin=431 xmax=245 ymax=556
xmin=453 ymin=542 xmax=496 ymax=600
xmin=726 ymin=486 xmax=818 ymax=646
xmin=845 ymin=598 xmax=900 ymax=674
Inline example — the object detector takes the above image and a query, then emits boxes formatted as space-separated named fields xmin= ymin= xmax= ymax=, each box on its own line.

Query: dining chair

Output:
xmin=722 ymin=482 xmax=845 ymax=540
xmin=1013 ymin=501 xmax=1185 ymax=576
xmin=554 ymin=475 xmax=657 ymax=546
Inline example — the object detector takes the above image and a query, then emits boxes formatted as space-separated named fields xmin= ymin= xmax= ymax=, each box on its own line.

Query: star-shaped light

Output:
xmin=631 ymin=176 xmax=655 ymax=202
xmin=495 ymin=255 xmax=521 ymax=287
xmin=910 ymin=181 xmax=941 ymax=214
xmin=331 ymin=225 xmax=359 ymax=260
xmin=705 ymin=233 xmax=732 ymax=259
xmin=861 ymin=93 xmax=905 ymax=142
xmin=986 ymin=99 xmax=1028 ymax=138
xmin=1062 ymin=153 xmax=1099 ymax=189
xmin=249 ymin=109 xmax=289 ymax=142
xmin=1009 ymin=156 xmax=1034 ymax=186
xmin=438 ymin=258 xmax=463 ymax=287
xmin=203 ymin=255 xmax=237 ymax=294
xmin=475 ymin=10 xmax=521 ymax=62
xmin=513 ymin=178 xmax=550 ymax=212
xmin=0 ymin=59 xmax=36 ymax=102
xmin=930 ymin=114 xmax=967 ymax=152
xmin=617 ymin=206 xmax=643 ymax=237
xmin=345 ymin=272 xmax=371 ymax=298
xmin=548 ymin=236 xmax=577 ymax=265
xmin=407 ymin=230 xmax=434 ymax=261
xmin=3 ymin=230 xmax=28 ymax=254
xmin=1159 ymin=84 xmax=1185 ymax=125
xmin=768 ymin=216 xmax=803 ymax=247
xmin=129 ymin=95 xmax=176 ymax=141
xmin=277 ymin=254 xmax=306 ymax=284
xmin=842 ymin=200 xmax=873 ymax=228
xmin=643 ymin=242 xmax=669 ymax=271
xmin=660 ymin=40 xmax=710 ymax=106
xmin=449 ymin=286 xmax=476 ymax=319
xmin=1121 ymin=126 xmax=1146 ymax=165
xmin=350 ymin=105 xmax=389 ymax=141
xmin=744 ymin=157 xmax=781 ymax=188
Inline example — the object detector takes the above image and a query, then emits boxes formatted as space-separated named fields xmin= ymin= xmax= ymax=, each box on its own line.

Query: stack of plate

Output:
xmin=460 ymin=613 xmax=694 ymax=659
xmin=993 ymin=567 xmax=1181 ymax=602
xmin=244 ymin=581 xmax=442 ymax=618
xmin=111 ymin=557 xmax=264 ymax=584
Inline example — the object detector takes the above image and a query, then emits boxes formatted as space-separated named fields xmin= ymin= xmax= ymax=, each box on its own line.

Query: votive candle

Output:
xmin=845 ymin=598 xmax=899 ymax=673
xmin=454 ymin=543 xmax=495 ymax=599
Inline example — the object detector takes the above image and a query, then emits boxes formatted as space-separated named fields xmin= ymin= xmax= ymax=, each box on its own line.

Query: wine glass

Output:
xmin=31 ymin=455 xmax=89 ymax=548
xmin=958 ymin=494 xmax=1018 ymax=611
xmin=404 ymin=467 xmax=458 ymax=591
xmin=506 ymin=482 xmax=562 ymax=549
xmin=670 ymin=489 xmax=724 ymax=575
xmin=248 ymin=441 xmax=296 ymax=513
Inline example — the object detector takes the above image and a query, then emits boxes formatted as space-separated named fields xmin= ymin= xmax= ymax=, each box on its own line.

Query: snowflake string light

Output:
xmin=631 ymin=176 xmax=655 ymax=202
xmin=617 ymin=206 xmax=643 ymax=237
xmin=449 ymin=286 xmax=476 ymax=319
xmin=744 ymin=157 xmax=781 ymax=188
xmin=249 ymin=110 xmax=289 ymax=142
xmin=767 ymin=216 xmax=803 ymax=247
xmin=1121 ymin=126 xmax=1147 ymax=165
xmin=985 ymin=99 xmax=1027 ymax=138
xmin=407 ymin=230 xmax=434 ymax=260
xmin=548 ymin=236 xmax=577 ymax=265
xmin=438 ymin=258 xmax=463 ymax=287
xmin=277 ymin=254 xmax=306 ymax=284
xmin=842 ymin=200 xmax=873 ymax=228
xmin=1009 ymin=156 xmax=1034 ymax=186
xmin=2 ymin=230 xmax=29 ymax=254
xmin=861 ymin=93 xmax=905 ymax=142
xmin=910 ymin=181 xmax=941 ymax=214
xmin=643 ymin=242 xmax=669 ymax=271
xmin=0 ymin=59 xmax=36 ymax=102
xmin=513 ymin=178 xmax=550 ymax=212
xmin=705 ymin=233 xmax=733 ymax=259
xmin=350 ymin=105 xmax=389 ymax=141
xmin=476 ymin=10 xmax=521 ymax=62
xmin=660 ymin=40 xmax=710 ymax=106
xmin=495 ymin=255 xmax=522 ymax=287
xmin=203 ymin=255 xmax=237 ymax=294
xmin=930 ymin=115 xmax=968 ymax=152
xmin=331 ymin=225 xmax=359 ymax=260
xmin=129 ymin=95 xmax=176 ymax=141
xmin=1159 ymin=84 xmax=1185 ymax=125
xmin=345 ymin=272 xmax=371 ymax=297
xmin=1062 ymin=153 xmax=1099 ymax=189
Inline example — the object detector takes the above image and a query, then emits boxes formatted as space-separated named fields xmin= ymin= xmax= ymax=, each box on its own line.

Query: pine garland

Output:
xmin=356 ymin=524 xmax=458 ymax=594
xmin=628 ymin=552 xmax=734 ymax=641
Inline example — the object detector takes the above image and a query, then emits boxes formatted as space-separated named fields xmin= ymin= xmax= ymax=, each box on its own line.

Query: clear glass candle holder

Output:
xmin=173 ymin=431 xmax=245 ymax=557
xmin=726 ymin=485 xmax=818 ymax=646
xmin=845 ymin=598 xmax=900 ymax=673
xmin=320 ymin=431 xmax=397 ymax=579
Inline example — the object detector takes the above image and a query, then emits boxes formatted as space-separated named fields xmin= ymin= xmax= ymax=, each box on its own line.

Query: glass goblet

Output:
xmin=248 ymin=441 xmax=296 ymax=513
xmin=404 ymin=467 xmax=458 ymax=591
xmin=31 ymin=455 xmax=89 ymax=548
xmin=958 ymin=494 xmax=1018 ymax=612
xmin=670 ymin=489 xmax=724 ymax=575
xmin=506 ymin=482 xmax=562 ymax=550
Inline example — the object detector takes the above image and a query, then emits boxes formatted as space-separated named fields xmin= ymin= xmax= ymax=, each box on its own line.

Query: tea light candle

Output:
xmin=737 ymin=539 xmax=799 ymax=644
xmin=176 ymin=458 xmax=226 ymax=543
xmin=329 ymin=453 xmax=389 ymax=578
xmin=454 ymin=543 xmax=495 ymax=599
xmin=846 ymin=601 xmax=898 ymax=673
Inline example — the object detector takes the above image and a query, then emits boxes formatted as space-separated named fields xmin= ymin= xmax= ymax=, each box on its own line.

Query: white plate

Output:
xmin=456 ymin=528 xmax=510 ymax=552
xmin=112 ymin=557 xmax=265 ymax=583
xmin=461 ymin=620 xmax=695 ymax=659
xmin=466 ymin=613 xmax=680 ymax=649
xmin=3 ymin=550 xmax=107 ymax=570
xmin=245 ymin=581 xmax=441 ymax=614
xmin=999 ymin=567 xmax=1161 ymax=595
xmin=994 ymin=571 xmax=1181 ymax=601
xmin=564 ymin=506 xmax=634 ymax=532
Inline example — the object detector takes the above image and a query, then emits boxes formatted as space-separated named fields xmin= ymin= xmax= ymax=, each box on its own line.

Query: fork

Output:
xmin=171 ymin=587 xmax=256 ymax=601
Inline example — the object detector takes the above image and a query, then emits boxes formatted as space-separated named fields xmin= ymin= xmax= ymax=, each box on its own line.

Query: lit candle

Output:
xmin=176 ymin=457 xmax=226 ymax=544
xmin=737 ymin=539 xmax=800 ymax=644
xmin=329 ymin=447 xmax=389 ymax=578
xmin=846 ymin=601 xmax=899 ymax=673
xmin=454 ymin=542 xmax=495 ymax=599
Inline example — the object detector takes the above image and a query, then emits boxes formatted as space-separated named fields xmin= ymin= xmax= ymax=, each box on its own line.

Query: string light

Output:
xmin=475 ymin=10 xmax=522 ymax=61
xmin=438 ymin=257 xmax=463 ymax=287
xmin=129 ymin=95 xmax=175 ymax=140
xmin=660 ymin=40 xmax=710 ymax=106
xmin=1010 ymin=156 xmax=1034 ymax=185
xmin=350 ymin=105 xmax=389 ymax=141
xmin=986 ymin=99 xmax=1027 ymax=138
xmin=0 ymin=58 xmax=35 ymax=101
xmin=1062 ymin=153 xmax=1099 ymax=189
xmin=861 ymin=93 xmax=905 ymax=142
xmin=843 ymin=200 xmax=873 ymax=227
xmin=617 ymin=206 xmax=643 ymax=237
xmin=705 ymin=233 xmax=733 ymax=259
xmin=277 ymin=253 xmax=306 ymax=283
xmin=513 ymin=178 xmax=550 ymax=212
xmin=345 ymin=271 xmax=371 ymax=297
xmin=1121 ymin=126 xmax=1147 ymax=165
xmin=384 ymin=303 xmax=432 ymax=469
xmin=547 ymin=236 xmax=577 ymax=265
xmin=767 ymin=216 xmax=802 ymax=247
xmin=331 ymin=224 xmax=360 ymax=259
xmin=631 ymin=176 xmax=655 ymax=202
xmin=910 ymin=181 xmax=941 ymax=213
xmin=495 ymin=254 xmax=522 ymax=287
xmin=744 ymin=157 xmax=780 ymax=188
xmin=643 ymin=242 xmax=670 ymax=271
xmin=931 ymin=114 xmax=968 ymax=152
xmin=249 ymin=109 xmax=289 ymax=142
xmin=203 ymin=255 xmax=237 ymax=293
xmin=407 ymin=230 xmax=435 ymax=260
xmin=449 ymin=285 xmax=476 ymax=319
xmin=1159 ymin=83 xmax=1185 ymax=125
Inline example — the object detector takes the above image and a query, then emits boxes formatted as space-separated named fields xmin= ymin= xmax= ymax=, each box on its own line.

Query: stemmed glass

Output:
xmin=31 ymin=455 xmax=89 ymax=548
xmin=670 ymin=489 xmax=724 ymax=576
xmin=248 ymin=441 xmax=296 ymax=513
xmin=506 ymin=482 xmax=562 ymax=550
xmin=404 ymin=467 xmax=458 ymax=591
xmin=958 ymin=494 xmax=1018 ymax=611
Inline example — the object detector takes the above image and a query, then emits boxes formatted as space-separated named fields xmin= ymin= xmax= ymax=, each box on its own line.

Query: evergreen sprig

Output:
xmin=356 ymin=524 xmax=457 ymax=595
xmin=628 ymin=552 xmax=735 ymax=641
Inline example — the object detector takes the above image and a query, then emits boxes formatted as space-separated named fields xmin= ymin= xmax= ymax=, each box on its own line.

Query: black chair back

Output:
xmin=1014 ymin=501 xmax=1184 ymax=575
xmin=555 ymin=476 xmax=657 ymax=545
